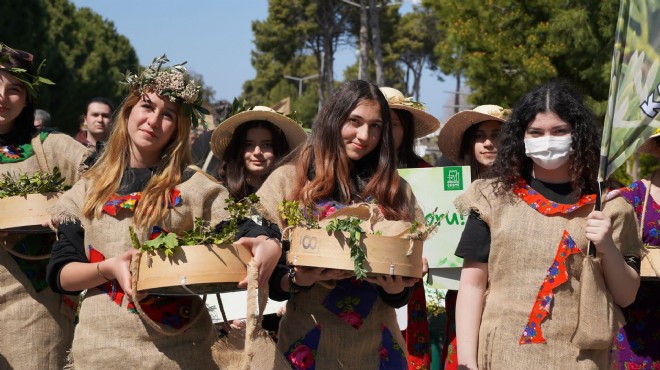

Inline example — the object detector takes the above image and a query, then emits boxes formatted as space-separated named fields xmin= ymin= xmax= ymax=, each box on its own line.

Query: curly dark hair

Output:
xmin=492 ymin=80 xmax=600 ymax=196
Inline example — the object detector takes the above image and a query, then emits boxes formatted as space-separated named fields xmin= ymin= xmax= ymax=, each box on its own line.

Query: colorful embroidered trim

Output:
xmin=322 ymin=278 xmax=378 ymax=329
xmin=88 ymin=245 xmax=192 ymax=329
xmin=520 ymin=230 xmax=580 ymax=344
xmin=102 ymin=188 xmax=181 ymax=216
xmin=405 ymin=283 xmax=430 ymax=370
xmin=0 ymin=131 xmax=48 ymax=163
xmin=285 ymin=325 xmax=321 ymax=370
xmin=380 ymin=325 xmax=407 ymax=370
xmin=512 ymin=178 xmax=595 ymax=215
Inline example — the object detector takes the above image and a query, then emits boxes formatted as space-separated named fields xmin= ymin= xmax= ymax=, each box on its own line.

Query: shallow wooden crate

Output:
xmin=0 ymin=192 xmax=59 ymax=231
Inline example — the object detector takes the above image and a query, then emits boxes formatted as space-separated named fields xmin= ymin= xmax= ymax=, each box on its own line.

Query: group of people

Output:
xmin=1 ymin=41 xmax=658 ymax=370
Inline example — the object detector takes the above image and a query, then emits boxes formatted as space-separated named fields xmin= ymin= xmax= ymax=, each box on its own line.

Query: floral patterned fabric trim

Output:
xmin=9 ymin=233 xmax=55 ymax=292
xmin=102 ymin=188 xmax=182 ymax=216
xmin=520 ymin=230 xmax=580 ymax=344
xmin=321 ymin=278 xmax=378 ymax=329
xmin=0 ymin=131 xmax=48 ymax=163
xmin=285 ymin=325 xmax=321 ymax=370
xmin=380 ymin=325 xmax=407 ymax=370
xmin=512 ymin=178 xmax=595 ymax=215
xmin=404 ymin=283 xmax=430 ymax=370
xmin=88 ymin=245 xmax=193 ymax=329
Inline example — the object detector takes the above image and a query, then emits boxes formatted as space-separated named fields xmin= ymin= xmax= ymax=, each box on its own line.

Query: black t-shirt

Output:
xmin=454 ymin=177 xmax=640 ymax=272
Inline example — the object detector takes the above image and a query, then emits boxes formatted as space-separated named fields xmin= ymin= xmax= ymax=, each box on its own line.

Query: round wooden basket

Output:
xmin=287 ymin=228 xmax=423 ymax=278
xmin=0 ymin=192 xmax=60 ymax=231
xmin=133 ymin=243 xmax=253 ymax=295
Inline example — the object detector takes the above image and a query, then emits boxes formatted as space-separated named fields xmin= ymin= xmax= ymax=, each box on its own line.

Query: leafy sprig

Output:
xmin=408 ymin=207 xmax=445 ymax=240
xmin=0 ymin=167 xmax=69 ymax=198
xmin=325 ymin=216 xmax=367 ymax=279
xmin=129 ymin=194 xmax=260 ymax=256
xmin=278 ymin=199 xmax=319 ymax=228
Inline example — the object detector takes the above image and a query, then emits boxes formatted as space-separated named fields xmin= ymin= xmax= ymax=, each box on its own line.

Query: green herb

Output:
xmin=0 ymin=167 xmax=69 ymax=198
xmin=325 ymin=216 xmax=367 ymax=279
xmin=409 ymin=208 xmax=446 ymax=240
xmin=278 ymin=199 xmax=318 ymax=228
xmin=129 ymin=194 xmax=260 ymax=256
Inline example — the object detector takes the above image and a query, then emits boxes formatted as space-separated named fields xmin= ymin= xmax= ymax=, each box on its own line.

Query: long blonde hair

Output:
xmin=82 ymin=91 xmax=193 ymax=227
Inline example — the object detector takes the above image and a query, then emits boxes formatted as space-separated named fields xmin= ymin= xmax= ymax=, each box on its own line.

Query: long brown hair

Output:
xmin=288 ymin=80 xmax=412 ymax=221
xmin=82 ymin=91 xmax=192 ymax=227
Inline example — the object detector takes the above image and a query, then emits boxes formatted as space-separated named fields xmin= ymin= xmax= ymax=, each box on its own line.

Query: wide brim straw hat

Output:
xmin=210 ymin=106 xmax=307 ymax=160
xmin=639 ymin=127 xmax=660 ymax=156
xmin=380 ymin=87 xmax=441 ymax=138
xmin=437 ymin=104 xmax=510 ymax=164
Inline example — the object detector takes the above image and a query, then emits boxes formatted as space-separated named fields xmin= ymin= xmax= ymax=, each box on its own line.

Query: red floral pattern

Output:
xmin=285 ymin=325 xmax=321 ymax=370
xmin=513 ymin=178 xmax=595 ymax=215
xmin=519 ymin=230 xmax=580 ymax=344
xmin=102 ymin=189 xmax=181 ymax=216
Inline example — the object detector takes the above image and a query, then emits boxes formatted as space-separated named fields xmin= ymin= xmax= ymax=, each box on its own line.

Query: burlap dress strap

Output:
xmin=31 ymin=133 xmax=50 ymax=173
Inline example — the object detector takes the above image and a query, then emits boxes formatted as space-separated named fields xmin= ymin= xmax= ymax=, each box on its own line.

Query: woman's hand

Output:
xmin=364 ymin=275 xmax=418 ymax=294
xmin=237 ymin=236 xmax=282 ymax=287
xmin=101 ymin=249 xmax=139 ymax=299
xmin=585 ymin=211 xmax=617 ymax=255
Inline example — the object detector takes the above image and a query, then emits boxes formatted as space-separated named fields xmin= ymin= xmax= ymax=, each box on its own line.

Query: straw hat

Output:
xmin=210 ymin=106 xmax=307 ymax=160
xmin=437 ymin=105 xmax=510 ymax=164
xmin=380 ymin=87 xmax=441 ymax=138
xmin=639 ymin=127 xmax=660 ymax=156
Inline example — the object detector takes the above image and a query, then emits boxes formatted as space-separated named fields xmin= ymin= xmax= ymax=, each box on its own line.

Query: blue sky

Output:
xmin=70 ymin=0 xmax=457 ymax=123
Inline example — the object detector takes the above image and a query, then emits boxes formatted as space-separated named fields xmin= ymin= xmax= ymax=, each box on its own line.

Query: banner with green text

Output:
xmin=601 ymin=0 xmax=660 ymax=180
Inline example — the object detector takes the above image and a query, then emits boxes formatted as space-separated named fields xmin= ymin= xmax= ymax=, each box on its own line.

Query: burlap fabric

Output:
xmin=50 ymin=170 xmax=232 ymax=369
xmin=454 ymin=179 xmax=642 ymax=369
xmin=0 ymin=133 xmax=88 ymax=369
xmin=256 ymin=163 xmax=424 ymax=369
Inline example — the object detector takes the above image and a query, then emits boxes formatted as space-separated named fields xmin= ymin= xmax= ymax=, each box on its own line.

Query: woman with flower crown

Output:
xmin=257 ymin=80 xmax=425 ymax=369
xmin=46 ymin=56 xmax=282 ymax=368
xmin=0 ymin=43 xmax=89 ymax=369
xmin=454 ymin=80 xmax=642 ymax=369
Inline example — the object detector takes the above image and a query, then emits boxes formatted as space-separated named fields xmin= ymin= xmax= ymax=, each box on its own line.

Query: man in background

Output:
xmin=75 ymin=97 xmax=113 ymax=147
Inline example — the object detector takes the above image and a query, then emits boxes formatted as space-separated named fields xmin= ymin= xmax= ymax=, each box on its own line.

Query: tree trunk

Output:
xmin=368 ymin=0 xmax=384 ymax=86
xmin=454 ymin=67 xmax=462 ymax=114
xmin=359 ymin=0 xmax=369 ymax=81
xmin=412 ymin=58 xmax=423 ymax=101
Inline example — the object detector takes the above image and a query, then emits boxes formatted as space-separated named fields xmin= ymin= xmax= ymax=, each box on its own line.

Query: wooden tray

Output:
xmin=133 ymin=243 xmax=253 ymax=295
xmin=287 ymin=228 xmax=423 ymax=278
xmin=0 ymin=192 xmax=60 ymax=231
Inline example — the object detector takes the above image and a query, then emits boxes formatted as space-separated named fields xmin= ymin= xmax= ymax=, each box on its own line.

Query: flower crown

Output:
xmin=121 ymin=55 xmax=208 ymax=127
xmin=0 ymin=43 xmax=54 ymax=99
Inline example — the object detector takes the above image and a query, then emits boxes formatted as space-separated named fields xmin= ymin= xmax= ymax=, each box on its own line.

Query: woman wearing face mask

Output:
xmin=210 ymin=106 xmax=306 ymax=199
xmin=453 ymin=81 xmax=641 ymax=369
xmin=1 ymin=44 xmax=89 ymax=369
xmin=437 ymin=105 xmax=508 ymax=370
xmin=258 ymin=80 xmax=424 ymax=369
xmin=46 ymin=57 xmax=281 ymax=368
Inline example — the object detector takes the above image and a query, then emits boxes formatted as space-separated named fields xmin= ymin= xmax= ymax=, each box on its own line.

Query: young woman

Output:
xmin=454 ymin=80 xmax=641 ymax=369
xmin=210 ymin=106 xmax=307 ymax=199
xmin=610 ymin=133 xmax=660 ymax=368
xmin=437 ymin=104 xmax=508 ymax=369
xmin=46 ymin=57 xmax=281 ymax=368
xmin=0 ymin=43 xmax=88 ymax=369
xmin=257 ymin=80 xmax=424 ymax=369
xmin=381 ymin=86 xmax=442 ymax=370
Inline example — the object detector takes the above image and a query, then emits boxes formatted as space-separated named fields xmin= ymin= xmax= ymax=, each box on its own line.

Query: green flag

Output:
xmin=600 ymin=0 xmax=660 ymax=180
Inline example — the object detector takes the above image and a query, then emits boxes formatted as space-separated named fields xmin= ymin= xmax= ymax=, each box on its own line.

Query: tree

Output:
xmin=424 ymin=0 xmax=618 ymax=112
xmin=1 ymin=0 xmax=139 ymax=134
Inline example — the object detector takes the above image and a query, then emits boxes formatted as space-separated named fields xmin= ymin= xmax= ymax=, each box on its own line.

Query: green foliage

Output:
xmin=129 ymin=195 xmax=260 ymax=257
xmin=325 ymin=216 xmax=367 ymax=280
xmin=426 ymin=288 xmax=446 ymax=317
xmin=278 ymin=199 xmax=319 ymax=229
xmin=1 ymin=0 xmax=139 ymax=134
xmin=0 ymin=167 xmax=69 ymax=198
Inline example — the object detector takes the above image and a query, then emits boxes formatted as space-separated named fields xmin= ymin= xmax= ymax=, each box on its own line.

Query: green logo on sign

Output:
xmin=443 ymin=167 xmax=463 ymax=191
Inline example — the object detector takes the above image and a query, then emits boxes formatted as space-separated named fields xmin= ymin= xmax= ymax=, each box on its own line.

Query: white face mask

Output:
xmin=524 ymin=136 xmax=573 ymax=170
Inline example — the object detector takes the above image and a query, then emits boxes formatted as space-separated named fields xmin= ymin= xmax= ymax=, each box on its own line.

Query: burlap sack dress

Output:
xmin=257 ymin=164 xmax=423 ymax=370
xmin=50 ymin=170 xmax=232 ymax=369
xmin=454 ymin=179 xmax=642 ymax=369
xmin=0 ymin=132 xmax=88 ymax=369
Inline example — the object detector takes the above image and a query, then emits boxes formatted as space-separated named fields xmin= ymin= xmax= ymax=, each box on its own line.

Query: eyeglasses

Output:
xmin=0 ymin=43 xmax=34 ymax=63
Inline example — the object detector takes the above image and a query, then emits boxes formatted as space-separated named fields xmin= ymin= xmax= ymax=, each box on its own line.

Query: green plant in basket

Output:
xmin=0 ymin=167 xmax=69 ymax=198
xmin=129 ymin=194 xmax=259 ymax=256
xmin=325 ymin=216 xmax=368 ymax=279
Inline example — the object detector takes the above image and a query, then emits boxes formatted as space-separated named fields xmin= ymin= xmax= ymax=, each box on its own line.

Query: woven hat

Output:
xmin=639 ymin=127 xmax=660 ymax=156
xmin=437 ymin=105 xmax=509 ymax=164
xmin=380 ymin=87 xmax=441 ymax=138
xmin=210 ymin=106 xmax=307 ymax=160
